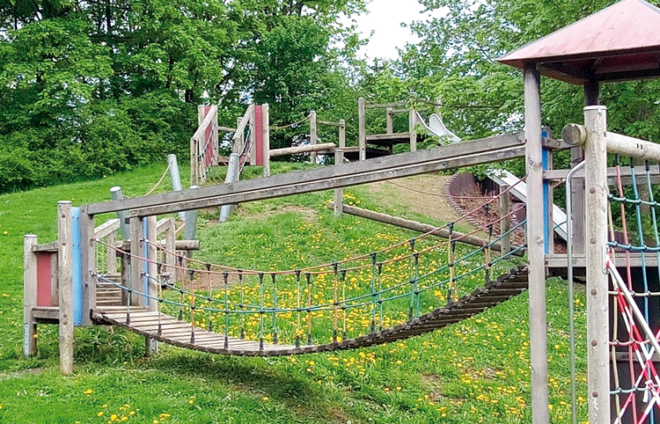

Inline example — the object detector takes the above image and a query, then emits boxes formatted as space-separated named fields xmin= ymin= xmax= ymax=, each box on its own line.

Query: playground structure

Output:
xmin=21 ymin=1 xmax=660 ymax=423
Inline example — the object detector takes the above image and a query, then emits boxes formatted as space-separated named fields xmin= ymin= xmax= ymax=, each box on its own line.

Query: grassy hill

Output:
xmin=0 ymin=163 xmax=587 ymax=423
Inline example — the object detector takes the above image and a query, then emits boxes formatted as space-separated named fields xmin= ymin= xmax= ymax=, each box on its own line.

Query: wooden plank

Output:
xmin=58 ymin=201 xmax=74 ymax=375
xmin=23 ymin=235 xmax=38 ymax=357
xmin=94 ymin=219 xmax=120 ymax=239
xmin=366 ymin=133 xmax=411 ymax=142
xmin=386 ymin=108 xmax=393 ymax=134
xmin=147 ymin=216 xmax=158 ymax=313
xmin=89 ymin=132 xmax=523 ymax=215
xmin=270 ymin=143 xmax=336 ymax=158
xmin=32 ymin=306 xmax=60 ymax=322
xmin=33 ymin=241 xmax=58 ymax=253
xmin=233 ymin=104 xmax=255 ymax=142
xmin=329 ymin=203 xmax=523 ymax=255
xmin=130 ymin=217 xmax=144 ymax=307
xmin=191 ymin=105 xmax=218 ymax=143
xmin=120 ymin=240 xmax=199 ymax=251
xmin=339 ymin=119 xmax=346 ymax=149
xmin=50 ymin=252 xmax=59 ymax=307
xmin=318 ymin=120 xmax=343 ymax=127
xmin=524 ymin=64 xmax=549 ymax=424
xmin=584 ymin=106 xmax=610 ymax=424
xmin=107 ymin=232 xmax=117 ymax=274
xmin=124 ymin=141 xmax=524 ymax=218
xmin=544 ymin=165 xmax=660 ymax=181
xmin=81 ymin=207 xmax=97 ymax=326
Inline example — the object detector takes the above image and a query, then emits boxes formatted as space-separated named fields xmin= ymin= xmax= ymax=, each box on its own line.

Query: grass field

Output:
xmin=0 ymin=163 xmax=588 ymax=423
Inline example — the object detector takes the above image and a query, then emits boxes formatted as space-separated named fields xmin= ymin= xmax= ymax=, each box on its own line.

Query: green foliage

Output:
xmin=0 ymin=0 xmax=366 ymax=192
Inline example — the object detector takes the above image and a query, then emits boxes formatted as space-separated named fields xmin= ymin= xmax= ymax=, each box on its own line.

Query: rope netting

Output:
xmin=607 ymin=157 xmax=660 ymax=424
xmin=91 ymin=180 xmax=528 ymax=350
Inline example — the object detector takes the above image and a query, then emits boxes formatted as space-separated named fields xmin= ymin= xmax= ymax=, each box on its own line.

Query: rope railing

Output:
xmin=93 ymin=199 xmax=526 ymax=349
xmin=605 ymin=157 xmax=660 ymax=423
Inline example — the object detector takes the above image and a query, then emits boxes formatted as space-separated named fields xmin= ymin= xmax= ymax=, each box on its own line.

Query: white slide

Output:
xmin=415 ymin=111 xmax=461 ymax=143
xmin=485 ymin=169 xmax=569 ymax=241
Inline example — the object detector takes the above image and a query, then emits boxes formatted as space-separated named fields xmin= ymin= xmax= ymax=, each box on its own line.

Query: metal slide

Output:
xmin=485 ymin=169 xmax=569 ymax=241
xmin=415 ymin=111 xmax=461 ymax=144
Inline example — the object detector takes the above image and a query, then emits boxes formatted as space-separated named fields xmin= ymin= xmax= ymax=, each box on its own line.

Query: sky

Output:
xmin=351 ymin=0 xmax=443 ymax=60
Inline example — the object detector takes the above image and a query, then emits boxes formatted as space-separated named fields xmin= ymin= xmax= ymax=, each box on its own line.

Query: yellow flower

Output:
xmin=263 ymin=396 xmax=269 ymax=402
xmin=83 ymin=389 xmax=93 ymax=395
xmin=97 ymin=412 xmax=104 ymax=417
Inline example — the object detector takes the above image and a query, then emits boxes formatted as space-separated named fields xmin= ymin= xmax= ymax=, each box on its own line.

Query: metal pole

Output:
xmin=584 ymin=105 xmax=609 ymax=424
xmin=110 ymin=187 xmax=130 ymax=239
xmin=167 ymin=154 xmax=187 ymax=222
xmin=566 ymin=160 xmax=585 ymax=424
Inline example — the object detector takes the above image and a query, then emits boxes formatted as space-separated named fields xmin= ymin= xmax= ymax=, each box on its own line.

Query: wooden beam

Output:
xmin=88 ymin=132 xmax=524 ymax=215
xmin=133 ymin=145 xmax=525 ymax=217
xmin=366 ymin=132 xmax=411 ymax=142
xmin=94 ymin=219 xmax=120 ymax=240
xmin=334 ymin=150 xmax=344 ymax=217
xmin=339 ymin=120 xmax=346 ymax=149
xmin=270 ymin=143 xmax=337 ymax=158
xmin=263 ymin=104 xmax=271 ymax=177
xmin=584 ymin=106 xmax=609 ymax=424
xmin=58 ymin=202 xmax=74 ymax=375
xmin=318 ymin=120 xmax=344 ymax=128
xmin=524 ymin=64 xmax=548 ymax=424
xmin=329 ymin=203 xmax=523 ymax=255
xmin=409 ymin=109 xmax=417 ymax=152
xmin=120 ymin=240 xmax=199 ymax=251
xmin=33 ymin=241 xmax=58 ymax=253
xmin=80 ymin=206 xmax=96 ymax=327
xmin=23 ymin=235 xmax=38 ymax=357
xmin=358 ymin=98 xmax=366 ymax=161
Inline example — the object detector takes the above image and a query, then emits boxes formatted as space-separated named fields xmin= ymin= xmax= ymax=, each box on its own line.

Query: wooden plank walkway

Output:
xmin=93 ymin=266 xmax=528 ymax=357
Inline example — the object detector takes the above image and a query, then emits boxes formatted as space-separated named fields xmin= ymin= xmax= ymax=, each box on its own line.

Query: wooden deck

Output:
xmin=93 ymin=266 xmax=529 ymax=356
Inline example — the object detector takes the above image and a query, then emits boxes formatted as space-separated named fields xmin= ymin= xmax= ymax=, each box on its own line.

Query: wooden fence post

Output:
xmin=310 ymin=110 xmax=317 ymax=165
xmin=107 ymin=231 xmax=117 ymax=274
xmin=263 ymin=104 xmax=271 ymax=177
xmin=58 ymin=201 xmax=74 ymax=375
xmin=145 ymin=215 xmax=158 ymax=356
xmin=130 ymin=216 xmax=145 ymax=307
xmin=80 ymin=206 xmax=96 ymax=327
xmin=409 ymin=108 xmax=417 ymax=153
xmin=23 ymin=234 xmax=38 ymax=357
xmin=339 ymin=119 xmax=346 ymax=149
xmin=499 ymin=189 xmax=511 ymax=255
xmin=249 ymin=106 xmax=257 ymax=165
xmin=165 ymin=219 xmax=176 ymax=283
xmin=584 ymin=105 xmax=609 ymax=424
xmin=235 ymin=117 xmax=244 ymax=155
xmin=358 ymin=98 xmax=366 ymax=161
xmin=334 ymin=149 xmax=344 ymax=217
xmin=386 ymin=108 xmax=394 ymax=134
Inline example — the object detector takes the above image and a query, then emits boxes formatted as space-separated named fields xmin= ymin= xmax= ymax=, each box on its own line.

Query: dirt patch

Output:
xmin=0 ymin=368 xmax=44 ymax=381
xmin=366 ymin=175 xmax=465 ymax=224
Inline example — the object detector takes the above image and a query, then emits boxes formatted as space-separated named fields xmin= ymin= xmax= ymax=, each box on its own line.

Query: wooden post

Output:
xmin=584 ymin=105 xmax=609 ymax=424
xmin=310 ymin=110 xmax=317 ymax=165
xmin=409 ymin=108 xmax=417 ymax=153
xmin=110 ymin=187 xmax=130 ymax=239
xmin=499 ymin=189 xmax=511 ymax=255
xmin=23 ymin=234 xmax=38 ymax=357
xmin=334 ymin=149 xmax=344 ymax=217
xmin=524 ymin=63 xmax=549 ymax=424
xmin=386 ymin=108 xmax=394 ymax=134
xmin=339 ymin=119 xmax=346 ymax=149
xmin=58 ymin=201 xmax=74 ymax=375
xmin=263 ymin=104 xmax=271 ymax=177
xmin=213 ymin=107 xmax=219 ymax=165
xmin=130 ymin=216 xmax=145 ymax=307
xmin=165 ymin=219 xmax=176 ymax=283
xmin=80 ymin=206 xmax=96 ymax=327
xmin=358 ymin=98 xmax=366 ymax=161
xmin=570 ymin=82 xmax=599 ymax=255
xmin=107 ymin=231 xmax=117 ymax=274
xmin=249 ymin=107 xmax=257 ymax=165
xmin=121 ymin=251 xmax=130 ymax=306
xmin=146 ymin=216 xmax=158 ymax=312
xmin=146 ymin=216 xmax=158 ymax=356
xmin=235 ymin=117 xmax=244 ymax=155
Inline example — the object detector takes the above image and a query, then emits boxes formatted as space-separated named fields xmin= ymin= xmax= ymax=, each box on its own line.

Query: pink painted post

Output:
xmin=254 ymin=106 xmax=264 ymax=166
xmin=203 ymin=106 xmax=214 ymax=168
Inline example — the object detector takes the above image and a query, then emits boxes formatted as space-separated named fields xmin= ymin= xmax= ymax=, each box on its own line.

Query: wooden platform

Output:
xmin=93 ymin=266 xmax=529 ymax=356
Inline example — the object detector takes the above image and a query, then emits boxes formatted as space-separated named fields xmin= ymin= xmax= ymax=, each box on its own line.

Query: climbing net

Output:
xmin=93 ymin=181 xmax=528 ymax=350
xmin=608 ymin=157 xmax=660 ymax=423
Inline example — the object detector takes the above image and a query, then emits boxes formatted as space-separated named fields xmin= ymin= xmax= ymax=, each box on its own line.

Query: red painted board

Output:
xmin=37 ymin=253 xmax=52 ymax=307
xmin=255 ymin=106 xmax=263 ymax=166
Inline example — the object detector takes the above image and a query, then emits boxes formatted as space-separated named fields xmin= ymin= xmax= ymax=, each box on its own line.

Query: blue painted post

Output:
xmin=542 ymin=127 xmax=552 ymax=255
xmin=71 ymin=207 xmax=83 ymax=327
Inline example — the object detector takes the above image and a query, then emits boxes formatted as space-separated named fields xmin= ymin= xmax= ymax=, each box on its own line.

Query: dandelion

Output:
xmin=263 ymin=396 xmax=269 ymax=402
xmin=83 ymin=389 xmax=93 ymax=395
xmin=97 ymin=412 xmax=104 ymax=417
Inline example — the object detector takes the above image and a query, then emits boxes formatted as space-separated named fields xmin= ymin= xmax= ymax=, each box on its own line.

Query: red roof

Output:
xmin=498 ymin=0 xmax=660 ymax=84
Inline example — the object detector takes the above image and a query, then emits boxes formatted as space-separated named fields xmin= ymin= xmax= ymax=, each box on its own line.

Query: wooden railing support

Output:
xmin=310 ymin=110 xmax=317 ymax=165
xmin=23 ymin=234 xmax=38 ymax=357
xmin=334 ymin=149 xmax=344 ymax=217
xmin=358 ymin=98 xmax=366 ymax=161
xmin=58 ymin=201 xmax=74 ymax=375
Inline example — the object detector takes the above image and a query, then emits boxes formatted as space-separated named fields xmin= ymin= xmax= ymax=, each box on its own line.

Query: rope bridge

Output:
xmin=91 ymin=184 xmax=529 ymax=356
xmin=606 ymin=158 xmax=660 ymax=423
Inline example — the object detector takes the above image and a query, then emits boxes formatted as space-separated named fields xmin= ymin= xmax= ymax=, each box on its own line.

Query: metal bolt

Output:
xmin=591 ymin=289 xmax=597 ymax=295
xmin=590 ymin=188 xmax=596 ymax=194
xmin=592 ymin=391 xmax=599 ymax=398
xmin=590 ymin=238 xmax=596 ymax=245
xmin=591 ymin=340 xmax=598 ymax=347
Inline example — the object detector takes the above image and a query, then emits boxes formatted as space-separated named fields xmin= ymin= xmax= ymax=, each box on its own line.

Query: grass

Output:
xmin=0 ymin=162 xmax=588 ymax=423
